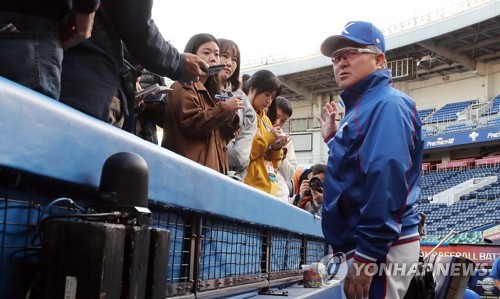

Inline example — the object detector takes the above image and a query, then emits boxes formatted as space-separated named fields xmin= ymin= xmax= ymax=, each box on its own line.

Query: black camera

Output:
xmin=309 ymin=177 xmax=323 ymax=193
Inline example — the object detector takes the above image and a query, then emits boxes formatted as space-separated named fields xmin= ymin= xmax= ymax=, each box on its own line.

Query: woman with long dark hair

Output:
xmin=216 ymin=38 xmax=257 ymax=180
xmin=162 ymin=33 xmax=244 ymax=173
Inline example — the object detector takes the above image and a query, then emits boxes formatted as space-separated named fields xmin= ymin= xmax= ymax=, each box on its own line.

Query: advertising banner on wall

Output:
xmin=420 ymin=245 xmax=500 ymax=298
xmin=469 ymin=268 xmax=500 ymax=299
xmin=424 ymin=127 xmax=500 ymax=150
xmin=420 ymin=245 xmax=499 ymax=266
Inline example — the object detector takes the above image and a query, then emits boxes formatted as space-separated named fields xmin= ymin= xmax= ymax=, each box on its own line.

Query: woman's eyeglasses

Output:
xmin=331 ymin=47 xmax=379 ymax=64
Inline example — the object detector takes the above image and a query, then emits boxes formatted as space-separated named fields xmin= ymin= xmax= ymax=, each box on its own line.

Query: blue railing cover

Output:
xmin=0 ymin=77 xmax=323 ymax=237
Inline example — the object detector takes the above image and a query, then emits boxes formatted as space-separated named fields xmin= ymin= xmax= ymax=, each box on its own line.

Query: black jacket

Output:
xmin=0 ymin=0 xmax=100 ymax=21
xmin=60 ymin=0 xmax=185 ymax=122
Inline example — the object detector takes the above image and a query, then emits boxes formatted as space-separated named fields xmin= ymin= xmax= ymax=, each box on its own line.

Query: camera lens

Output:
xmin=309 ymin=177 xmax=323 ymax=193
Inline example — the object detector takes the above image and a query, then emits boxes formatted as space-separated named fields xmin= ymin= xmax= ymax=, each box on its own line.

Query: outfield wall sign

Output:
xmin=425 ymin=127 xmax=500 ymax=149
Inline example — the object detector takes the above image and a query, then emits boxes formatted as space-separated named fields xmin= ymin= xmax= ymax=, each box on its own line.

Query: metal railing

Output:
xmin=0 ymin=175 xmax=328 ymax=298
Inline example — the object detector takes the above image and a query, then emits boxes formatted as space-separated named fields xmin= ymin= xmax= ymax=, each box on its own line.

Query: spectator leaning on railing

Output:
xmin=268 ymin=96 xmax=297 ymax=202
xmin=161 ymin=33 xmax=243 ymax=174
xmin=243 ymin=70 xmax=284 ymax=196
xmin=217 ymin=38 xmax=257 ymax=180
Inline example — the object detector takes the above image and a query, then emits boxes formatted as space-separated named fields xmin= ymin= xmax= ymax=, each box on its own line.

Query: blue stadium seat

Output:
xmin=482 ymin=95 xmax=500 ymax=116
xmin=426 ymin=99 xmax=478 ymax=123
xmin=440 ymin=122 xmax=473 ymax=134
xmin=479 ymin=116 xmax=500 ymax=129
xmin=418 ymin=108 xmax=436 ymax=121
xmin=416 ymin=166 xmax=500 ymax=239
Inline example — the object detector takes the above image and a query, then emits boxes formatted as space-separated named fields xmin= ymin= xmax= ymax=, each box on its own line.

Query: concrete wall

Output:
xmin=287 ymin=67 xmax=500 ymax=165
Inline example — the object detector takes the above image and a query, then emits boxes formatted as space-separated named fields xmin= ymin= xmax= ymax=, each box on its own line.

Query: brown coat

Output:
xmin=161 ymin=81 xmax=239 ymax=174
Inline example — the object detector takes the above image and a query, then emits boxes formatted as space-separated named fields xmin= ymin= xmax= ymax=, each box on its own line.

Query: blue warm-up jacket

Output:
xmin=321 ymin=69 xmax=423 ymax=263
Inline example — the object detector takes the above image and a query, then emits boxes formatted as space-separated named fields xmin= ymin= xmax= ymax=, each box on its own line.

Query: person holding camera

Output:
xmin=293 ymin=163 xmax=326 ymax=214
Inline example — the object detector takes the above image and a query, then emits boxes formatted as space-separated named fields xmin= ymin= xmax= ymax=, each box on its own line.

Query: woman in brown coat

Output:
xmin=161 ymin=33 xmax=244 ymax=174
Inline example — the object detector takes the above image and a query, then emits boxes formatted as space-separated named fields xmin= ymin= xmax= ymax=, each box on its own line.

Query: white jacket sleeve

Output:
xmin=227 ymin=91 xmax=257 ymax=171
xmin=278 ymin=140 xmax=297 ymax=181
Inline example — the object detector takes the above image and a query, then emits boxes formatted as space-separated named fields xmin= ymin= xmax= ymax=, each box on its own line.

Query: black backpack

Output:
xmin=403 ymin=255 xmax=435 ymax=299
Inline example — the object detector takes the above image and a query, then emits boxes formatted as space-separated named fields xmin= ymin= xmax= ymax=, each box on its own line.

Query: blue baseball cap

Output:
xmin=320 ymin=21 xmax=386 ymax=57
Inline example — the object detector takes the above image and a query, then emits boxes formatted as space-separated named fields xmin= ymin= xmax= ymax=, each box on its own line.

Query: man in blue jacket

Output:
xmin=317 ymin=21 xmax=423 ymax=298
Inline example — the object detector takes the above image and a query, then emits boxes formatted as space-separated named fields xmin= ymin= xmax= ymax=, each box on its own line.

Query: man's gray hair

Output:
xmin=366 ymin=45 xmax=387 ymax=68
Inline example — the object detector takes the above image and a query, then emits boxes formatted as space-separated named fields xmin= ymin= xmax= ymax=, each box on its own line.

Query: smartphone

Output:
xmin=206 ymin=64 xmax=226 ymax=76
xmin=135 ymin=83 xmax=160 ymax=98
xmin=215 ymin=94 xmax=231 ymax=101
xmin=157 ymin=86 xmax=172 ymax=94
